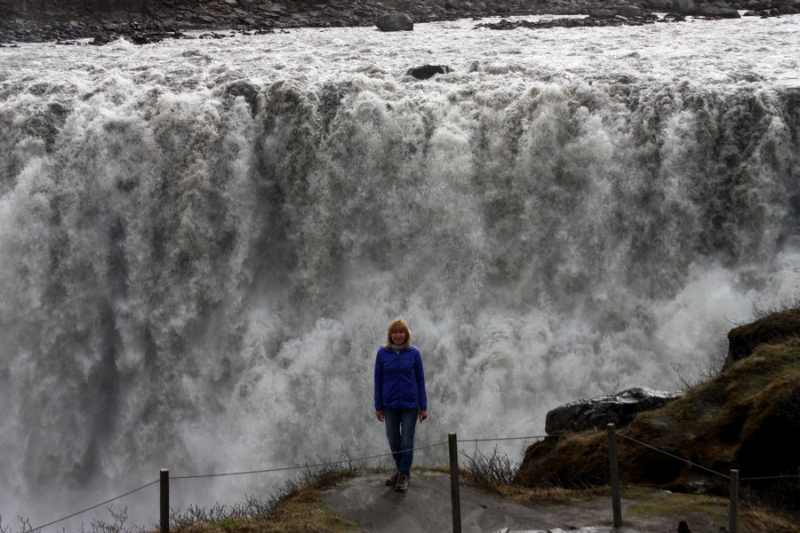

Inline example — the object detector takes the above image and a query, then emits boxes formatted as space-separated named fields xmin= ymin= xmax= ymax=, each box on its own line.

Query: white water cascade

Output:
xmin=1 ymin=14 xmax=799 ymax=529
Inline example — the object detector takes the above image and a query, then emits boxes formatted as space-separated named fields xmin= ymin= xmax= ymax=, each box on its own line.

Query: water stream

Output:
xmin=1 ymin=14 xmax=799 ymax=529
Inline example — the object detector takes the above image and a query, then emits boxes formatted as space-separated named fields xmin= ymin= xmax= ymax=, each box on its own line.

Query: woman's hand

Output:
xmin=376 ymin=410 xmax=384 ymax=422
xmin=419 ymin=409 xmax=428 ymax=422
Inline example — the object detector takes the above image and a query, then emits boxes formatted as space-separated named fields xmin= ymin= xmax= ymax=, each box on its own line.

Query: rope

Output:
xmin=617 ymin=433 xmax=729 ymax=479
xmin=460 ymin=435 xmax=550 ymax=443
xmin=27 ymin=441 xmax=449 ymax=529
xmin=172 ymin=441 xmax=449 ymax=480
xmin=739 ymin=474 xmax=800 ymax=482
xmin=30 ymin=479 xmax=159 ymax=532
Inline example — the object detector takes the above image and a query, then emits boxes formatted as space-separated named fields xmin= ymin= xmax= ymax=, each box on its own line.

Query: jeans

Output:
xmin=383 ymin=408 xmax=418 ymax=476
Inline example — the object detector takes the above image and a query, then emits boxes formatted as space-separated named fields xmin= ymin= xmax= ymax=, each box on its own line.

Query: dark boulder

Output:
xmin=670 ymin=0 xmax=696 ymax=13
xmin=695 ymin=4 xmax=742 ymax=17
xmin=375 ymin=13 xmax=414 ymax=31
xmin=90 ymin=32 xmax=115 ymax=45
xmin=589 ymin=8 xmax=618 ymax=18
xmin=406 ymin=64 xmax=452 ymax=80
xmin=545 ymin=386 xmax=682 ymax=434
xmin=617 ymin=4 xmax=643 ymax=17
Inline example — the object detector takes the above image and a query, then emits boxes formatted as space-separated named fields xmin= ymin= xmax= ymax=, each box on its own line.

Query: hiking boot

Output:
xmin=385 ymin=471 xmax=399 ymax=486
xmin=394 ymin=473 xmax=409 ymax=492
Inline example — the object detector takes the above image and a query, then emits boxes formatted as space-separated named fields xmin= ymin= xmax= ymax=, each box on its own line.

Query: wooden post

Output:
xmin=607 ymin=424 xmax=622 ymax=527
xmin=729 ymin=469 xmax=738 ymax=533
xmin=448 ymin=433 xmax=462 ymax=533
xmin=160 ymin=469 xmax=169 ymax=533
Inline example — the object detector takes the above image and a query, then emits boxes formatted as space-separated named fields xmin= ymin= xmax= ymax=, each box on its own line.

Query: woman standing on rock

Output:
xmin=374 ymin=318 xmax=428 ymax=492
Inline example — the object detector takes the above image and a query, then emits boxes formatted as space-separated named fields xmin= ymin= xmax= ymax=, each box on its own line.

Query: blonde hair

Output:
xmin=385 ymin=318 xmax=411 ymax=350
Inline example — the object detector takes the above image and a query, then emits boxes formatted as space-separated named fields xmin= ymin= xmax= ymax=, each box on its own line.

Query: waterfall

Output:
xmin=1 ymin=17 xmax=799 ymax=528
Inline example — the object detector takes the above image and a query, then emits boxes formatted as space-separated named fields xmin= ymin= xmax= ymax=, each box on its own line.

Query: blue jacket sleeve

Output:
xmin=415 ymin=351 xmax=428 ymax=411
xmin=374 ymin=350 xmax=384 ymax=411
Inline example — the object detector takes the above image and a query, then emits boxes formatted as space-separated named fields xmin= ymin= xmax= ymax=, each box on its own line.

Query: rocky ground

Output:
xmin=321 ymin=470 xmax=733 ymax=533
xmin=0 ymin=0 xmax=798 ymax=45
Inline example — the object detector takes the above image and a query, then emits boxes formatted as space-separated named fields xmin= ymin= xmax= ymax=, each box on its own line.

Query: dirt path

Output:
xmin=321 ymin=471 xmax=727 ymax=532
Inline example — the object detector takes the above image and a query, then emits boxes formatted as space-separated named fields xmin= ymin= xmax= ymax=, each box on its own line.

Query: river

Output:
xmin=0 ymin=14 xmax=798 ymax=530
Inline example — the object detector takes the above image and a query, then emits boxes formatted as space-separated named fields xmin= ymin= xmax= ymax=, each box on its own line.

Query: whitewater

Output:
xmin=1 ymin=14 xmax=799 ymax=530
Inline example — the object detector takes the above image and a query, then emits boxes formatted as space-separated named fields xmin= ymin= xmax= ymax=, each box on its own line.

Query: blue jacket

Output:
xmin=374 ymin=345 xmax=428 ymax=411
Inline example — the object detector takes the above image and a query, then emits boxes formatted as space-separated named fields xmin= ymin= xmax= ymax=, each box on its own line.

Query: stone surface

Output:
xmin=323 ymin=471 xmax=731 ymax=533
xmin=1 ymin=0 xmax=797 ymax=44
xmin=375 ymin=12 xmax=414 ymax=31
xmin=545 ymin=386 xmax=682 ymax=434
xmin=406 ymin=64 xmax=452 ymax=79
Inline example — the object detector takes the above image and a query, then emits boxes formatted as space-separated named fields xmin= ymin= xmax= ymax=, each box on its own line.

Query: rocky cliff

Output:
xmin=1 ymin=0 xmax=798 ymax=43
xmin=515 ymin=305 xmax=800 ymax=511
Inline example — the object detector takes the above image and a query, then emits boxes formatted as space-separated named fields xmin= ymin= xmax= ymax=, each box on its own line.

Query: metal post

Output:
xmin=448 ymin=433 xmax=462 ymax=533
xmin=729 ymin=469 xmax=738 ymax=533
xmin=160 ymin=469 xmax=169 ymax=533
xmin=606 ymin=424 xmax=622 ymax=527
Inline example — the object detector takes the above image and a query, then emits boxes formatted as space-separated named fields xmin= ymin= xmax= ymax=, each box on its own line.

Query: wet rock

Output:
xmin=90 ymin=32 xmax=115 ymax=45
xmin=590 ymin=8 xmax=618 ymax=17
xmin=130 ymin=31 xmax=165 ymax=44
xmin=617 ymin=4 xmax=643 ymax=16
xmin=670 ymin=0 xmax=696 ymax=13
xmin=545 ymin=386 xmax=683 ymax=434
xmin=375 ymin=13 xmax=414 ymax=31
xmin=1 ymin=0 xmax=797 ymax=44
xmin=407 ymin=64 xmax=453 ymax=79
xmin=695 ymin=4 xmax=741 ymax=17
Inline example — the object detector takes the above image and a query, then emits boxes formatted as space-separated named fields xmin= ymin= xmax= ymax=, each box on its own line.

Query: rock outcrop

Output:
xmin=375 ymin=13 xmax=414 ymax=31
xmin=725 ymin=306 xmax=800 ymax=367
xmin=1 ymin=0 xmax=798 ymax=44
xmin=406 ymin=65 xmax=453 ymax=79
xmin=545 ymin=386 xmax=682 ymax=434
xmin=515 ymin=306 xmax=800 ymax=511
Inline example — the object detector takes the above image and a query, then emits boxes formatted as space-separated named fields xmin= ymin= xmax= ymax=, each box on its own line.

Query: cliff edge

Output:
xmin=1 ymin=0 xmax=798 ymax=44
xmin=515 ymin=305 xmax=800 ymax=514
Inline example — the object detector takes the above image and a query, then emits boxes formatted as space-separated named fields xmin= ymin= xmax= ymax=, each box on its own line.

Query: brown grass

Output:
xmin=514 ymin=307 xmax=800 ymax=513
xmin=740 ymin=506 xmax=800 ymax=533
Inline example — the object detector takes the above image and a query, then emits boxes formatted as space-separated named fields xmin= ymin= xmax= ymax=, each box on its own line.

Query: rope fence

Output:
xmin=28 ymin=480 xmax=160 ymax=532
xmin=617 ymin=432 xmax=730 ymax=479
xmin=28 ymin=440 xmax=451 ymax=532
xmin=608 ymin=424 xmax=800 ymax=533
xmin=459 ymin=434 xmax=550 ymax=444
xmin=738 ymin=473 xmax=799 ymax=481
xmin=171 ymin=440 xmax=449 ymax=481
xmin=25 ymin=428 xmax=799 ymax=533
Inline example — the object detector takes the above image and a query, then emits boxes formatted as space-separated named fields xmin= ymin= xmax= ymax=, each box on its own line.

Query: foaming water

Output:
xmin=0 ymin=15 xmax=799 ymax=529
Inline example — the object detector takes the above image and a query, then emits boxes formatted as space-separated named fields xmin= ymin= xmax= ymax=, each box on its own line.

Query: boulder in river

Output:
xmin=406 ymin=64 xmax=453 ymax=79
xmin=375 ymin=13 xmax=414 ymax=31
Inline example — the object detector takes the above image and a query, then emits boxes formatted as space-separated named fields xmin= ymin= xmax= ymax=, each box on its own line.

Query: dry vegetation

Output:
xmin=513 ymin=304 xmax=800 ymax=531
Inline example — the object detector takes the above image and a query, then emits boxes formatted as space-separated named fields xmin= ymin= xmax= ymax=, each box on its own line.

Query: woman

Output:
xmin=374 ymin=318 xmax=428 ymax=492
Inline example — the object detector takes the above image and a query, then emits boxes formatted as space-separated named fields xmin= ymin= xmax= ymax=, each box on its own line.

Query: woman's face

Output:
xmin=391 ymin=329 xmax=407 ymax=345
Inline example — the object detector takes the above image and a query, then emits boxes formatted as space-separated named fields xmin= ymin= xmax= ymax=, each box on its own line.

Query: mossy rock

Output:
xmin=726 ymin=307 xmax=800 ymax=365
xmin=516 ymin=309 xmax=800 ymax=510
